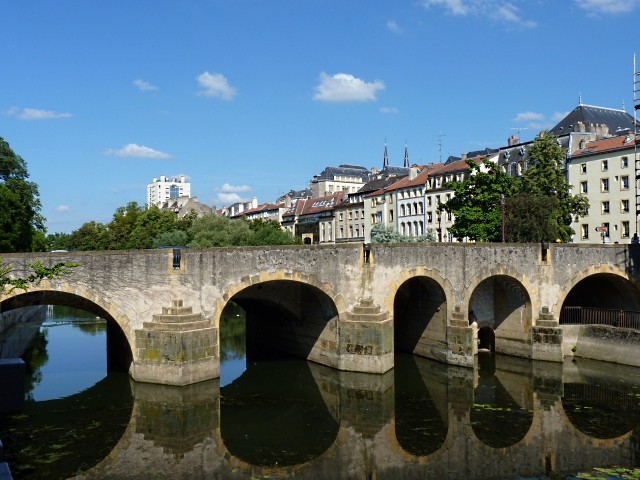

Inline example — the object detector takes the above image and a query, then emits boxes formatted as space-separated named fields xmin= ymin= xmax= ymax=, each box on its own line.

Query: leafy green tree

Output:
xmin=440 ymin=159 xmax=515 ymax=242
xmin=152 ymin=229 xmax=190 ymax=248
xmin=67 ymin=221 xmax=109 ymax=251
xmin=46 ymin=232 xmax=73 ymax=251
xmin=128 ymin=206 xmax=180 ymax=249
xmin=189 ymin=215 xmax=253 ymax=247
xmin=0 ymin=259 xmax=77 ymax=293
xmin=370 ymin=223 xmax=435 ymax=243
xmin=0 ymin=137 xmax=45 ymax=252
xmin=505 ymin=194 xmax=564 ymax=242
xmin=517 ymin=132 xmax=589 ymax=242
xmin=245 ymin=219 xmax=299 ymax=246
xmin=106 ymin=202 xmax=144 ymax=249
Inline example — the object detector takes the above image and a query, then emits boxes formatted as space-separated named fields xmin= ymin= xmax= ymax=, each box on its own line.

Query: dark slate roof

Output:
xmin=312 ymin=164 xmax=371 ymax=182
xmin=550 ymin=104 xmax=639 ymax=136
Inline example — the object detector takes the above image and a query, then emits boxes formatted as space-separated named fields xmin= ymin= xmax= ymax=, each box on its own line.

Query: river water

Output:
xmin=1 ymin=305 xmax=640 ymax=479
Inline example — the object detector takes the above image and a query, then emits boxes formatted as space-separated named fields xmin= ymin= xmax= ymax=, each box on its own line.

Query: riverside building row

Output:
xmin=155 ymin=102 xmax=640 ymax=245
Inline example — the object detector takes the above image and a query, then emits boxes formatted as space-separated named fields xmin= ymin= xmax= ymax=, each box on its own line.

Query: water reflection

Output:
xmin=5 ymin=304 xmax=640 ymax=479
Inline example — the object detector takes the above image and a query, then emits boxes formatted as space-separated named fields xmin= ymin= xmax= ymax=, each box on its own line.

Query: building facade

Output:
xmin=147 ymin=175 xmax=191 ymax=208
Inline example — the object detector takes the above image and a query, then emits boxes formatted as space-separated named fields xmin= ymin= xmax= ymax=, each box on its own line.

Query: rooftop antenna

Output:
xmin=510 ymin=127 xmax=529 ymax=142
xmin=436 ymin=132 xmax=446 ymax=163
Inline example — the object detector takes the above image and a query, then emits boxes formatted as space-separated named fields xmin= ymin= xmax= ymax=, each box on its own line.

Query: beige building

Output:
xmin=567 ymin=133 xmax=639 ymax=243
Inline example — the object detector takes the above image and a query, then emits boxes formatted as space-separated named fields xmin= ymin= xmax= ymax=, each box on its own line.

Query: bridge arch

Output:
xmin=215 ymin=270 xmax=343 ymax=368
xmin=390 ymin=268 xmax=452 ymax=362
xmin=0 ymin=284 xmax=134 ymax=371
xmin=464 ymin=269 xmax=534 ymax=357
xmin=557 ymin=266 xmax=640 ymax=323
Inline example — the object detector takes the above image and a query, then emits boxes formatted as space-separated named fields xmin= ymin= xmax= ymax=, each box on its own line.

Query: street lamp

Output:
xmin=500 ymin=194 xmax=506 ymax=243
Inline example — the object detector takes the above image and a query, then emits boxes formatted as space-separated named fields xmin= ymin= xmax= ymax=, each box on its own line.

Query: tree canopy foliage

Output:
xmin=370 ymin=223 xmax=435 ymax=243
xmin=0 ymin=137 xmax=45 ymax=252
xmin=441 ymin=132 xmax=589 ymax=243
xmin=48 ymin=205 xmax=299 ymax=251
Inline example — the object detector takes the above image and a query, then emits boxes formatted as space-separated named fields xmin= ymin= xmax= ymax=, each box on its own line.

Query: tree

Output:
xmin=0 ymin=259 xmax=76 ymax=293
xmin=440 ymin=159 xmax=515 ymax=242
xmin=370 ymin=223 xmax=435 ymax=243
xmin=516 ymin=132 xmax=589 ymax=242
xmin=189 ymin=215 xmax=253 ymax=248
xmin=152 ymin=230 xmax=190 ymax=248
xmin=245 ymin=219 xmax=299 ymax=246
xmin=0 ymin=137 xmax=45 ymax=252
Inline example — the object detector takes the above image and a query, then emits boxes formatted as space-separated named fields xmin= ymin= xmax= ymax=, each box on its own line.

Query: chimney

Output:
xmin=409 ymin=166 xmax=419 ymax=180
xmin=508 ymin=135 xmax=519 ymax=146
xmin=461 ymin=153 xmax=467 ymax=160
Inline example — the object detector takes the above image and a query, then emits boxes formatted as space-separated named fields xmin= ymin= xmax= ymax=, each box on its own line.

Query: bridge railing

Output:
xmin=560 ymin=306 xmax=640 ymax=330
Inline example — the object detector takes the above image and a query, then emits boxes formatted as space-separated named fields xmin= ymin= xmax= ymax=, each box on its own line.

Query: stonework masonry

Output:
xmin=1 ymin=243 xmax=639 ymax=385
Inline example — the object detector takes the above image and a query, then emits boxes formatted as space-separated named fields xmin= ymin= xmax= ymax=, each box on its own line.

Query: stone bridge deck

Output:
xmin=1 ymin=243 xmax=639 ymax=385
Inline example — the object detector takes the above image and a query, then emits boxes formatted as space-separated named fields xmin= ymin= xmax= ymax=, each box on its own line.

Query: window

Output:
xmin=622 ymin=221 xmax=630 ymax=238
xmin=427 ymin=212 xmax=433 ymax=223
xmin=603 ymin=222 xmax=610 ymax=238
xmin=581 ymin=224 xmax=589 ymax=240
xmin=339 ymin=227 xmax=343 ymax=239
xmin=622 ymin=199 xmax=630 ymax=213
xmin=602 ymin=160 xmax=608 ymax=171
xmin=601 ymin=178 xmax=609 ymax=192
xmin=400 ymin=204 xmax=406 ymax=216
xmin=602 ymin=201 xmax=610 ymax=214
xmin=361 ymin=210 xmax=364 ymax=218
xmin=427 ymin=197 xmax=432 ymax=207
xmin=622 ymin=156 xmax=629 ymax=168
xmin=354 ymin=210 xmax=359 ymax=220
xmin=339 ymin=212 xmax=344 ymax=221
xmin=621 ymin=175 xmax=629 ymax=190
xmin=389 ymin=210 xmax=393 ymax=221
xmin=348 ymin=211 xmax=352 ymax=220
xmin=581 ymin=163 xmax=587 ymax=174
xmin=580 ymin=181 xmax=588 ymax=194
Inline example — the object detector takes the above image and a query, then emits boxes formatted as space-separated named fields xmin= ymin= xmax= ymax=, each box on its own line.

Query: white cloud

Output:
xmin=133 ymin=79 xmax=158 ymax=91
xmin=217 ymin=192 xmax=244 ymax=204
xmin=55 ymin=205 xmax=70 ymax=212
xmin=420 ymin=0 xmax=469 ymax=15
xmin=514 ymin=111 xmax=545 ymax=123
xmin=313 ymin=72 xmax=385 ymax=103
xmin=7 ymin=107 xmax=73 ymax=120
xmin=104 ymin=143 xmax=172 ymax=159
xmin=551 ymin=111 xmax=569 ymax=122
xmin=380 ymin=106 xmax=399 ymax=114
xmin=387 ymin=20 xmax=403 ymax=34
xmin=420 ymin=0 xmax=537 ymax=27
xmin=576 ymin=0 xmax=638 ymax=14
xmin=221 ymin=183 xmax=252 ymax=193
xmin=197 ymin=71 xmax=237 ymax=100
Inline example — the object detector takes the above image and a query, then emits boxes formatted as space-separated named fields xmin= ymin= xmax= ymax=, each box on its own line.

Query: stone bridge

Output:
xmin=1 ymin=243 xmax=639 ymax=385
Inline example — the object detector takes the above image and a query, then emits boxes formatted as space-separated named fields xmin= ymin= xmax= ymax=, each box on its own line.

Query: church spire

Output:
xmin=383 ymin=141 xmax=389 ymax=168
xmin=403 ymin=142 xmax=409 ymax=168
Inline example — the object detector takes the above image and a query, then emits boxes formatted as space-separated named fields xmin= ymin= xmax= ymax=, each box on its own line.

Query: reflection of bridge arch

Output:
xmin=466 ymin=271 xmax=534 ymax=358
xmin=216 ymin=272 xmax=342 ymax=368
xmin=0 ymin=289 xmax=133 ymax=371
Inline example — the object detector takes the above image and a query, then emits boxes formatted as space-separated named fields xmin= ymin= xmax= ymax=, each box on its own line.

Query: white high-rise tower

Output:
xmin=147 ymin=175 xmax=191 ymax=208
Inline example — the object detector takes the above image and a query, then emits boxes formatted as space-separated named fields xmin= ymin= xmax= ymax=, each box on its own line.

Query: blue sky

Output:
xmin=2 ymin=0 xmax=639 ymax=233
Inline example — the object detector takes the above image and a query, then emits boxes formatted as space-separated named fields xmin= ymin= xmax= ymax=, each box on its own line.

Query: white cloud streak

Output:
xmin=514 ymin=111 xmax=545 ymax=123
xmin=197 ymin=71 xmax=237 ymax=100
xmin=420 ymin=0 xmax=537 ymax=28
xmin=133 ymin=79 xmax=158 ymax=91
xmin=217 ymin=192 xmax=244 ymax=204
xmin=104 ymin=143 xmax=172 ymax=159
xmin=221 ymin=183 xmax=252 ymax=193
xmin=387 ymin=20 xmax=403 ymax=34
xmin=575 ymin=0 xmax=639 ymax=14
xmin=7 ymin=107 xmax=73 ymax=120
xmin=313 ymin=72 xmax=385 ymax=103
xmin=55 ymin=205 xmax=70 ymax=212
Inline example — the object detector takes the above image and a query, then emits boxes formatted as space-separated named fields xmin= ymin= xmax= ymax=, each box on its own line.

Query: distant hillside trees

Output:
xmin=48 ymin=206 xmax=299 ymax=251
xmin=0 ymin=136 xmax=45 ymax=252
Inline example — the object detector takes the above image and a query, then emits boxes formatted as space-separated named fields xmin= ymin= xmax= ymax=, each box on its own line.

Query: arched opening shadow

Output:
xmin=220 ymin=359 xmax=339 ymax=466
xmin=394 ymin=353 xmax=448 ymax=456
xmin=471 ymin=355 xmax=533 ymax=448
xmin=394 ymin=276 xmax=447 ymax=356
xmin=468 ymin=275 xmax=531 ymax=357
xmin=560 ymin=274 xmax=640 ymax=326
xmin=478 ymin=327 xmax=495 ymax=352
xmin=230 ymin=280 xmax=338 ymax=362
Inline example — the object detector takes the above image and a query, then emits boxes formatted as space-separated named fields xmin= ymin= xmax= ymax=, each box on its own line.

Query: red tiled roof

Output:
xmin=571 ymin=133 xmax=640 ymax=157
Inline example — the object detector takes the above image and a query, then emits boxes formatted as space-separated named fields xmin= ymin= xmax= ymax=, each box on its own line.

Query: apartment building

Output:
xmin=147 ymin=175 xmax=190 ymax=208
xmin=567 ymin=133 xmax=639 ymax=243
